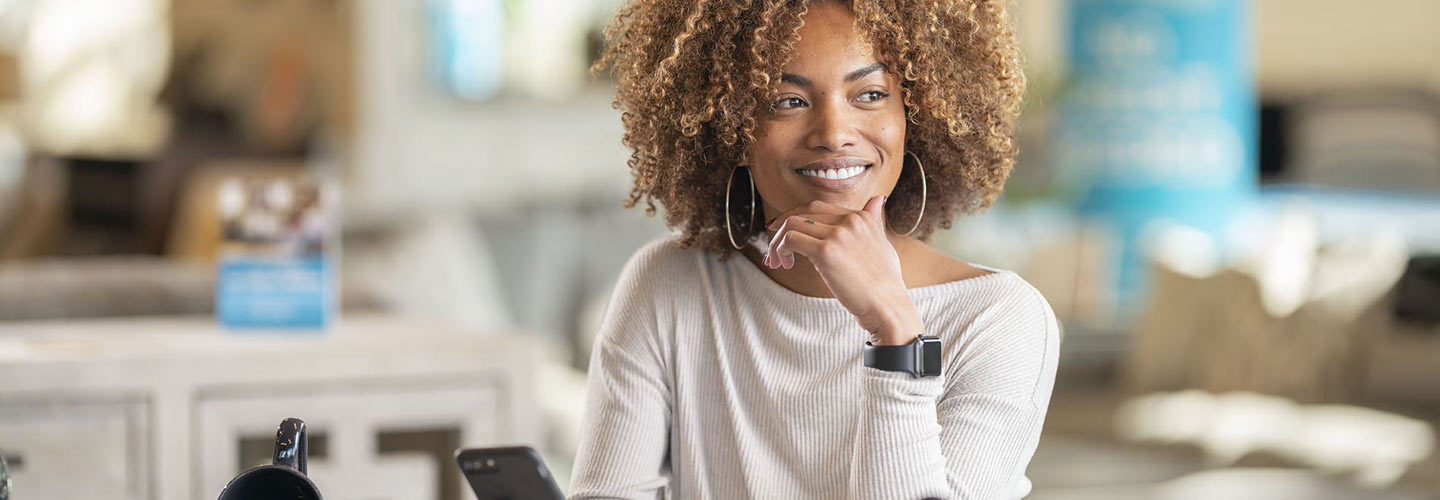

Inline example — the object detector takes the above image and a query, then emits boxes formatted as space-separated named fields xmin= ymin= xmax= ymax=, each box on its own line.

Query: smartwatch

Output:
xmin=863 ymin=335 xmax=942 ymax=378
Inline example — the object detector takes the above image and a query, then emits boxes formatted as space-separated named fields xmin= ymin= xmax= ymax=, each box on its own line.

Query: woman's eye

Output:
xmin=858 ymin=90 xmax=889 ymax=103
xmin=773 ymin=97 xmax=805 ymax=110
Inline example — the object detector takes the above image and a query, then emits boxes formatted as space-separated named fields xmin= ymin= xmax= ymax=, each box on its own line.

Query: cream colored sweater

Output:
xmin=570 ymin=236 xmax=1060 ymax=500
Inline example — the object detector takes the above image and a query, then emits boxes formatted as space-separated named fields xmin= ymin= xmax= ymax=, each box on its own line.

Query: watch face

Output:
xmin=920 ymin=337 xmax=943 ymax=376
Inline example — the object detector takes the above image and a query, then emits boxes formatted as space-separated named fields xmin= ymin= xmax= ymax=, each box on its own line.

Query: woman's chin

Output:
xmin=800 ymin=191 xmax=875 ymax=212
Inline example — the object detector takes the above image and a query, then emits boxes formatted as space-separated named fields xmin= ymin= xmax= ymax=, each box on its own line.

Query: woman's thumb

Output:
xmin=864 ymin=195 xmax=886 ymax=222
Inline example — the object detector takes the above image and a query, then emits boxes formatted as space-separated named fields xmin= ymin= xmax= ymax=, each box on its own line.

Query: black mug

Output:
xmin=218 ymin=418 xmax=323 ymax=500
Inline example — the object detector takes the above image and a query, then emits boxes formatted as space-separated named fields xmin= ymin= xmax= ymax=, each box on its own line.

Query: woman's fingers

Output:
xmin=771 ymin=213 xmax=844 ymax=234
xmin=774 ymin=230 xmax=825 ymax=269
xmin=768 ymin=197 xmax=886 ymax=233
xmin=766 ymin=195 xmax=887 ymax=268
xmin=766 ymin=200 xmax=850 ymax=231
xmin=766 ymin=211 xmax=842 ymax=268
xmin=763 ymin=197 xmax=891 ymax=268
xmin=766 ymin=217 xmax=834 ymax=268
xmin=765 ymin=208 xmax=846 ymax=268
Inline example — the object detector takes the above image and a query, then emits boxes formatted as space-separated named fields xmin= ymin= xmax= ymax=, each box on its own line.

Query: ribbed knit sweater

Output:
xmin=570 ymin=235 xmax=1060 ymax=500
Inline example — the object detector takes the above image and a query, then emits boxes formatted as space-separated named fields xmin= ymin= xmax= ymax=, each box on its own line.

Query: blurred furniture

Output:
xmin=1366 ymin=256 xmax=1440 ymax=402
xmin=1287 ymin=92 xmax=1440 ymax=193
xmin=1362 ymin=312 xmax=1440 ymax=405
xmin=0 ymin=315 xmax=542 ymax=500
xmin=1116 ymin=390 xmax=1435 ymax=487
xmin=0 ymin=158 xmax=66 ymax=260
xmin=1394 ymin=255 xmax=1440 ymax=324
xmin=61 ymin=157 xmax=149 ymax=254
xmin=0 ymin=116 xmax=25 ymax=247
xmin=1125 ymin=184 xmax=1440 ymax=404
xmin=0 ymin=257 xmax=213 ymax=320
xmin=1153 ymin=468 xmax=1426 ymax=500
xmin=1124 ymin=262 xmax=1404 ymax=402
xmin=1125 ymin=210 xmax=1411 ymax=402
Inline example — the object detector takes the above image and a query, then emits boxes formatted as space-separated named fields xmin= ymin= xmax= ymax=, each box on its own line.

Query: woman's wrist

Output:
xmin=867 ymin=297 xmax=925 ymax=346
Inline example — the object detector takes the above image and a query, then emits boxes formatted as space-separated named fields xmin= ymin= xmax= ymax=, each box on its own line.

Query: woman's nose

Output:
xmin=804 ymin=99 xmax=859 ymax=152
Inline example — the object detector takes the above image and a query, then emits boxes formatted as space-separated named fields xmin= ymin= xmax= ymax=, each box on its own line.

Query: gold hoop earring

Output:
xmin=896 ymin=151 xmax=926 ymax=236
xmin=725 ymin=165 xmax=755 ymax=250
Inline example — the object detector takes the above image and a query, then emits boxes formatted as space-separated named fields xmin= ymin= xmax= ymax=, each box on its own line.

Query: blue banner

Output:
xmin=217 ymin=257 xmax=334 ymax=330
xmin=1059 ymin=0 xmax=1256 ymax=315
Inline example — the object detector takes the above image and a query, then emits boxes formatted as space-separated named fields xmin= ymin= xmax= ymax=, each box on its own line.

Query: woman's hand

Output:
xmin=763 ymin=196 xmax=924 ymax=345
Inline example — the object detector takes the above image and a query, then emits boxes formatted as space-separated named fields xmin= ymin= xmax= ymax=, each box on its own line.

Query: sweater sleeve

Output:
xmin=848 ymin=284 xmax=1060 ymax=500
xmin=569 ymin=247 xmax=674 ymax=500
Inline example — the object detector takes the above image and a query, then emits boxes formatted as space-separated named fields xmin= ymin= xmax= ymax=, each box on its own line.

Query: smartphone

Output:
xmin=455 ymin=446 xmax=565 ymax=500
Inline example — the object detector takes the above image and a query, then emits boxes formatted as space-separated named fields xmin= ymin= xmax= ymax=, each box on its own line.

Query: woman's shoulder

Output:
xmin=909 ymin=245 xmax=1036 ymax=297
xmin=625 ymin=233 xmax=702 ymax=270
xmin=982 ymin=270 xmax=1056 ymax=325
xmin=613 ymin=233 xmax=707 ymax=291
xmin=919 ymin=253 xmax=1056 ymax=331
xmin=926 ymin=258 xmax=1059 ymax=389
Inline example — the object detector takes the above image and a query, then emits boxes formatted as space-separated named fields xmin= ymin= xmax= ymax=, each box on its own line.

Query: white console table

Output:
xmin=0 ymin=315 xmax=543 ymax=500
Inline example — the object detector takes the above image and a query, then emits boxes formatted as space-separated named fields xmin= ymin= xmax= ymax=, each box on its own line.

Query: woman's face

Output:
xmin=750 ymin=1 xmax=907 ymax=220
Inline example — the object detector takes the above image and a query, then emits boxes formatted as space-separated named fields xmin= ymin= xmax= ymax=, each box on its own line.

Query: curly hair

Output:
xmin=591 ymin=0 xmax=1025 ymax=257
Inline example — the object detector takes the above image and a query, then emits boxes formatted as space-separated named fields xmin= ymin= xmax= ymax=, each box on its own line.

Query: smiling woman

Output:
xmin=573 ymin=1 xmax=1055 ymax=499
xmin=591 ymin=0 xmax=1024 ymax=255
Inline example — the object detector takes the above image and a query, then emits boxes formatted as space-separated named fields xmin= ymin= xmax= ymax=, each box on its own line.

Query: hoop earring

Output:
xmin=895 ymin=151 xmax=927 ymax=236
xmin=725 ymin=165 xmax=755 ymax=250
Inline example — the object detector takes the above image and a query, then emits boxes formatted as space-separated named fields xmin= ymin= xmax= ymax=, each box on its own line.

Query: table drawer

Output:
xmin=0 ymin=396 xmax=149 ymax=500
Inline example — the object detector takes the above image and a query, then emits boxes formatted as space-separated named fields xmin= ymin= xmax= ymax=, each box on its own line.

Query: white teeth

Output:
xmin=798 ymin=166 xmax=867 ymax=180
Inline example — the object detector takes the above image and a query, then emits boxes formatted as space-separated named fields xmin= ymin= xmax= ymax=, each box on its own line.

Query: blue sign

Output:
xmin=217 ymin=257 xmax=334 ymax=330
xmin=1059 ymin=0 xmax=1256 ymax=315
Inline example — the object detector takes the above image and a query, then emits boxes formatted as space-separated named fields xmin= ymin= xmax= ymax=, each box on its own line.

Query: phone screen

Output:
xmin=456 ymin=447 xmax=565 ymax=500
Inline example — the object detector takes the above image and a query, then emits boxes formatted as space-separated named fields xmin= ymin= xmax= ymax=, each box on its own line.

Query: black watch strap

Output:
xmin=863 ymin=335 xmax=942 ymax=378
xmin=863 ymin=343 xmax=916 ymax=373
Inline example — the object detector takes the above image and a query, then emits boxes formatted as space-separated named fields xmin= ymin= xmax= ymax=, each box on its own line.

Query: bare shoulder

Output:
xmin=937 ymin=253 xmax=993 ymax=283
xmin=905 ymin=241 xmax=994 ymax=287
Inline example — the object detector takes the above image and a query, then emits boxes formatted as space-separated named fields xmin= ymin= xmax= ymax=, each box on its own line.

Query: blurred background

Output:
xmin=0 ymin=0 xmax=1437 ymax=499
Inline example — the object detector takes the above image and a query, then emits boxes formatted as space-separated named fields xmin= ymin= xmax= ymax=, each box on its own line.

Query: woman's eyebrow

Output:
xmin=844 ymin=62 xmax=885 ymax=82
xmin=780 ymin=62 xmax=886 ymax=87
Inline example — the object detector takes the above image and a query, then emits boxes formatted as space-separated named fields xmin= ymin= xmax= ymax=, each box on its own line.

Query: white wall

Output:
xmin=348 ymin=0 xmax=630 ymax=222
xmin=1256 ymin=0 xmax=1440 ymax=97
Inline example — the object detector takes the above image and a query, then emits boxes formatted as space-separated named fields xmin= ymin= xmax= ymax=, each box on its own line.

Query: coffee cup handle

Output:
xmin=273 ymin=418 xmax=308 ymax=475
